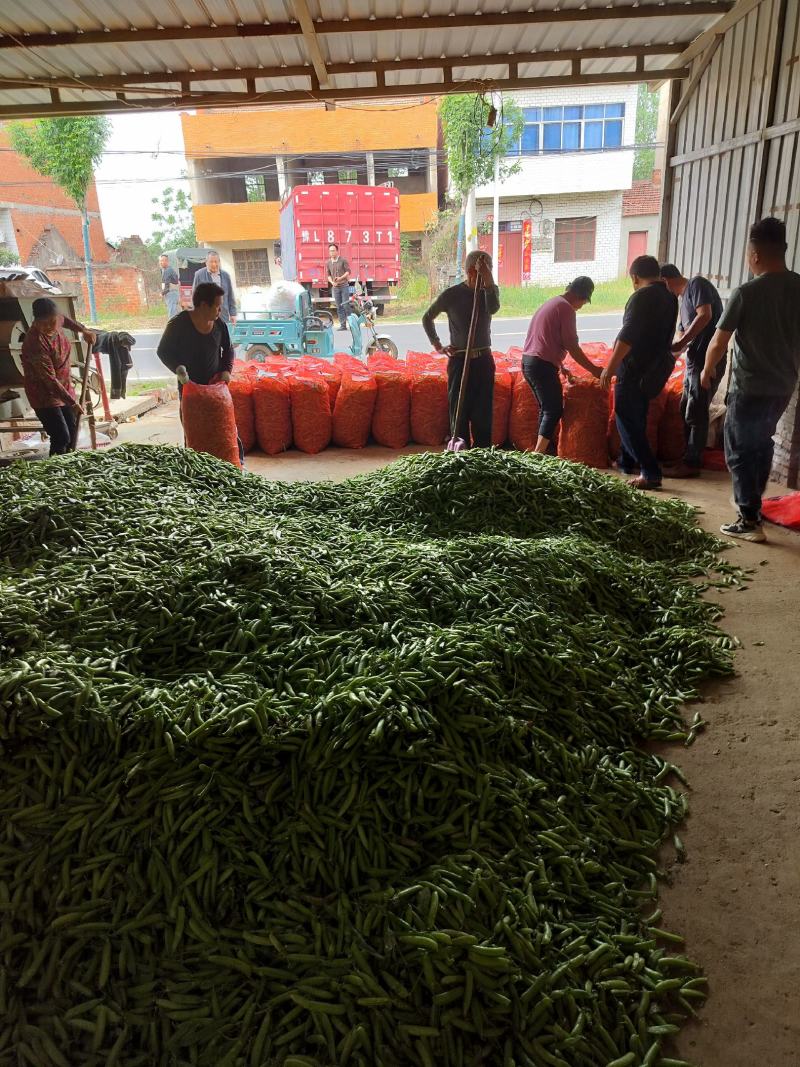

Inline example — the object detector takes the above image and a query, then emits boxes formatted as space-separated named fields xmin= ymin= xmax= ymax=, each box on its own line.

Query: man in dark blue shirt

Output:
xmin=661 ymin=264 xmax=724 ymax=476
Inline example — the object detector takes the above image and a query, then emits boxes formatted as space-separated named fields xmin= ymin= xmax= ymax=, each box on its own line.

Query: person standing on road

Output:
xmin=599 ymin=255 xmax=678 ymax=490
xmin=422 ymin=251 xmax=500 ymax=449
xmin=327 ymin=243 xmax=351 ymax=330
xmin=159 ymin=253 xmax=181 ymax=320
xmin=521 ymin=276 xmax=600 ymax=455
xmin=700 ymin=217 xmax=800 ymax=542
xmin=192 ymin=251 xmax=237 ymax=325
xmin=660 ymin=264 xmax=724 ymax=477
xmin=20 ymin=297 xmax=96 ymax=456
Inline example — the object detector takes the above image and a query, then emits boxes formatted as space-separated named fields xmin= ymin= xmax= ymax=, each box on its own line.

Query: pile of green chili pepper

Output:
xmin=0 ymin=446 xmax=734 ymax=1067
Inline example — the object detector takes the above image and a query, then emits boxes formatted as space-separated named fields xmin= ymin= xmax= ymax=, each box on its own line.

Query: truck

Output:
xmin=279 ymin=185 xmax=400 ymax=316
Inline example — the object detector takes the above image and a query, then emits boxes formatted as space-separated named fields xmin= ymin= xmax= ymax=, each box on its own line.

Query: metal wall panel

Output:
xmin=665 ymin=0 xmax=800 ymax=486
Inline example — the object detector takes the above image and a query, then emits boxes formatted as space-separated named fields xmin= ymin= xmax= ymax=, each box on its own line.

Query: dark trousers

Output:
xmin=35 ymin=405 xmax=78 ymax=456
xmin=333 ymin=285 xmax=350 ymax=328
xmin=681 ymin=354 xmax=726 ymax=467
xmin=109 ymin=351 xmax=130 ymax=400
xmin=614 ymin=374 xmax=661 ymax=483
xmin=447 ymin=352 xmax=495 ymax=447
xmin=522 ymin=356 xmax=562 ymax=455
xmin=724 ymin=391 xmax=792 ymax=521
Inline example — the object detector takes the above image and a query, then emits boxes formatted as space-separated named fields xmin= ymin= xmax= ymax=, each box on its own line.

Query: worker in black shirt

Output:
xmin=157 ymin=282 xmax=242 ymax=464
xmin=422 ymin=251 xmax=500 ymax=448
xmin=157 ymin=282 xmax=234 ymax=385
xmin=600 ymin=255 xmax=678 ymax=490
xmin=660 ymin=264 xmax=724 ymax=476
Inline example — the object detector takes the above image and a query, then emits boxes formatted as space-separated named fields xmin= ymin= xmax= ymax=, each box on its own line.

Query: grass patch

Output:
xmin=126 ymin=378 xmax=173 ymax=397
xmin=90 ymin=308 xmax=166 ymax=332
xmin=384 ymin=276 xmax=631 ymax=322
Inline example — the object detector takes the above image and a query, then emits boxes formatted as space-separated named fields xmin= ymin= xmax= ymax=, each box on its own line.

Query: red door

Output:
xmin=478 ymin=233 xmax=522 ymax=286
xmin=627 ymin=230 xmax=648 ymax=268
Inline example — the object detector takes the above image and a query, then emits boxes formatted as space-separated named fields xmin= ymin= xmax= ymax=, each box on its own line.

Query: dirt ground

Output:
xmin=117 ymin=403 xmax=800 ymax=1067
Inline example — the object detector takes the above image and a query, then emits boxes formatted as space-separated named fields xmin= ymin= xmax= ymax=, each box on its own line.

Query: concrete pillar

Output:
xmin=276 ymin=156 xmax=287 ymax=197
xmin=366 ymin=152 xmax=375 ymax=186
xmin=428 ymin=148 xmax=437 ymax=195
xmin=465 ymin=188 xmax=478 ymax=253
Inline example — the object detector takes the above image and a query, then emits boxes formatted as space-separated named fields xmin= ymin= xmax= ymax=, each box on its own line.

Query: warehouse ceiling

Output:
xmin=0 ymin=0 xmax=743 ymax=118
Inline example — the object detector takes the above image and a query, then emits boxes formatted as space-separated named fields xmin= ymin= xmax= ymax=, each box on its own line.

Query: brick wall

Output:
xmin=0 ymin=125 xmax=108 ymax=265
xmin=772 ymin=389 xmax=800 ymax=487
xmin=47 ymin=264 xmax=149 ymax=319
xmin=476 ymin=191 xmax=624 ymax=284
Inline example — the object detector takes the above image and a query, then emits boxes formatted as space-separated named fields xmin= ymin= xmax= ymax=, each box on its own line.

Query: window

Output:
xmin=506 ymin=103 xmax=625 ymax=154
xmin=307 ymin=170 xmax=325 ymax=185
xmin=245 ymin=175 xmax=267 ymax=202
xmin=554 ymin=217 xmax=597 ymax=262
xmin=388 ymin=166 xmax=409 ymax=178
xmin=338 ymin=169 xmax=358 ymax=183
xmin=233 ymin=248 xmax=271 ymax=288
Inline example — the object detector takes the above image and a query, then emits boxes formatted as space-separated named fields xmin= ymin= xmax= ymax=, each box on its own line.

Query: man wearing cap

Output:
xmin=660 ymin=263 xmax=724 ymax=477
xmin=521 ymin=277 xmax=600 ymax=454
xmin=20 ymin=297 xmax=96 ymax=456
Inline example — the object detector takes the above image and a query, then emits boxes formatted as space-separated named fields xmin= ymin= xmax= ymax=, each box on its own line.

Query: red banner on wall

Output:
xmin=522 ymin=219 xmax=532 ymax=281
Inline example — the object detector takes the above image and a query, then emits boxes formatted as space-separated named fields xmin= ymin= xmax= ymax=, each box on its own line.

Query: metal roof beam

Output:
xmin=0 ymin=3 xmax=734 ymax=51
xmin=0 ymin=43 xmax=693 ymax=94
xmin=0 ymin=67 xmax=691 ymax=119
xmin=651 ymin=0 xmax=768 ymax=86
xmin=289 ymin=0 xmax=330 ymax=88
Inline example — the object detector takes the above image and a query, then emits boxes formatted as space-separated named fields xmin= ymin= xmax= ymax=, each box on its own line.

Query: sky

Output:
xmin=94 ymin=112 xmax=191 ymax=243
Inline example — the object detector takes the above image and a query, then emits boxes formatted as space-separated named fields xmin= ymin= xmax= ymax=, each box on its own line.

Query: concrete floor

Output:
xmin=114 ymin=401 xmax=800 ymax=1067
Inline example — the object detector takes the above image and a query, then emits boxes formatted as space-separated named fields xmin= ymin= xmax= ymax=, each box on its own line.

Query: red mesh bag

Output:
xmin=492 ymin=367 xmax=513 ymax=446
xmin=509 ymin=370 xmax=541 ymax=451
xmin=657 ymin=359 xmax=686 ymax=463
xmin=334 ymin=352 xmax=366 ymax=375
xmin=407 ymin=351 xmax=434 ymax=374
xmin=297 ymin=355 xmax=342 ymax=410
xmin=253 ymin=373 xmax=292 ymax=455
xmin=290 ymin=375 xmax=332 ymax=454
xmin=228 ymin=378 xmax=256 ymax=454
xmin=558 ymin=378 xmax=610 ymax=468
xmin=367 ymin=352 xmax=405 ymax=373
xmin=410 ymin=368 xmax=449 ymax=446
xmin=181 ymin=381 xmax=241 ymax=467
xmin=332 ymin=372 xmax=377 ymax=448
xmin=372 ymin=370 xmax=411 ymax=449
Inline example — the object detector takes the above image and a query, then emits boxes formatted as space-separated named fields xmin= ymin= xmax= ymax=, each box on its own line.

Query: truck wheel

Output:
xmin=376 ymin=302 xmax=385 ymax=317
xmin=368 ymin=336 xmax=398 ymax=359
xmin=244 ymin=345 xmax=273 ymax=362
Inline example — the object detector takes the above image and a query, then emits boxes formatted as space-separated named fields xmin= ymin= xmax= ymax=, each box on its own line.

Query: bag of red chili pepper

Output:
xmin=181 ymin=381 xmax=241 ymax=467
xmin=228 ymin=378 xmax=256 ymax=454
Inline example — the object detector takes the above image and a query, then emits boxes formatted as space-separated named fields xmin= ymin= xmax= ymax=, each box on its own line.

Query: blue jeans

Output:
xmin=522 ymin=356 xmax=562 ymax=454
xmin=614 ymin=374 xmax=661 ymax=482
xmin=724 ymin=391 xmax=791 ymax=521
xmin=165 ymin=290 xmax=180 ymax=319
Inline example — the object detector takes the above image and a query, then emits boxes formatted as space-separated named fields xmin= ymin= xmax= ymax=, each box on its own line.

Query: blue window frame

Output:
xmin=504 ymin=102 xmax=626 ymax=155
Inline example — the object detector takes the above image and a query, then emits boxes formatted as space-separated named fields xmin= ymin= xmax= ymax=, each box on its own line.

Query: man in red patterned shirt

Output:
xmin=20 ymin=298 xmax=96 ymax=456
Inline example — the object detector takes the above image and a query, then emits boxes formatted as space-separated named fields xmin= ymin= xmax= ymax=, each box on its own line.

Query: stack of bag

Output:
xmin=220 ymin=345 xmax=691 ymax=471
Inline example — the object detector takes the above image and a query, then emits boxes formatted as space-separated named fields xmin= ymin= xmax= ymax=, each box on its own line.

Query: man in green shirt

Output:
xmin=701 ymin=217 xmax=800 ymax=542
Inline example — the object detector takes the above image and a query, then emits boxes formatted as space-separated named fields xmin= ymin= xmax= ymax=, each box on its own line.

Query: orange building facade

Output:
xmin=181 ymin=102 xmax=440 ymax=291
xmin=0 ymin=125 xmax=109 ymax=268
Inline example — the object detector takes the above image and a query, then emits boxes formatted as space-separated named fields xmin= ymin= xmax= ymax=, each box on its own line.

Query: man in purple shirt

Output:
xmin=521 ymin=277 xmax=600 ymax=454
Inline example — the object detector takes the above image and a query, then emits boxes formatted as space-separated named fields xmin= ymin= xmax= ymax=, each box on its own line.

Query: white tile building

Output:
xmin=474 ymin=84 xmax=640 ymax=287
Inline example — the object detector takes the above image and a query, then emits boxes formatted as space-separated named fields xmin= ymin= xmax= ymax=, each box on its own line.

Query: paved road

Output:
xmin=125 ymin=312 xmax=623 ymax=381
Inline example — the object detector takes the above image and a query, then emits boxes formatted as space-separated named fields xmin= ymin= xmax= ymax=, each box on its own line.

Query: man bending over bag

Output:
xmin=157 ymin=282 xmax=243 ymax=463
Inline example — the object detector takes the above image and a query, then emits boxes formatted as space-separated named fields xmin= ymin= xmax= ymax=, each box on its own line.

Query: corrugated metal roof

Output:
xmin=0 ymin=0 xmax=733 ymax=116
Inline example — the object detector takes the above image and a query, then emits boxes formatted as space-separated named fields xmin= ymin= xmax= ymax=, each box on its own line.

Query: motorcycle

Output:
xmin=346 ymin=284 xmax=398 ymax=360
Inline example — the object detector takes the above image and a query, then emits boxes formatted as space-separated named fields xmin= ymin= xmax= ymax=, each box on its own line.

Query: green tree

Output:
xmin=9 ymin=116 xmax=111 ymax=321
xmin=439 ymin=94 xmax=524 ymax=275
xmin=149 ymin=187 xmax=196 ymax=252
xmin=634 ymin=83 xmax=660 ymax=181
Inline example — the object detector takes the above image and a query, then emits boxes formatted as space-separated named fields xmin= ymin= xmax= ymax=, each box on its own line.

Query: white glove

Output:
xmin=175 ymin=365 xmax=189 ymax=385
